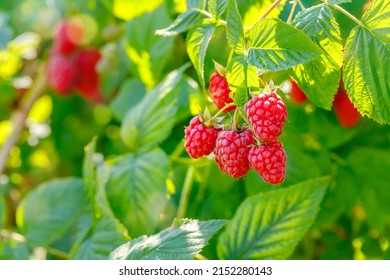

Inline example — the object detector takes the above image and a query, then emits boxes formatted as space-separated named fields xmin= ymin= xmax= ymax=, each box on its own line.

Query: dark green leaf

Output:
xmin=109 ymin=219 xmax=226 ymax=260
xmin=109 ymin=78 xmax=146 ymax=121
xmin=291 ymin=4 xmax=342 ymax=110
xmin=247 ymin=18 xmax=321 ymax=71
xmin=186 ymin=20 xmax=216 ymax=87
xmin=16 ymin=178 xmax=87 ymax=247
xmin=343 ymin=0 xmax=390 ymax=123
xmin=120 ymin=68 xmax=185 ymax=152
xmin=124 ymin=7 xmax=175 ymax=88
xmin=218 ymin=177 xmax=329 ymax=260
xmin=105 ymin=148 xmax=169 ymax=237
xmin=227 ymin=0 xmax=245 ymax=53
xmin=0 ymin=194 xmax=5 ymax=229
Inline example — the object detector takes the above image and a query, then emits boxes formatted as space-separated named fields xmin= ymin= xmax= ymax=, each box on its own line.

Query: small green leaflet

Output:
xmin=226 ymin=55 xmax=258 ymax=108
xmin=186 ymin=20 xmax=216 ymax=87
xmin=208 ymin=0 xmax=227 ymax=18
xmin=291 ymin=4 xmax=342 ymax=110
xmin=217 ymin=177 xmax=329 ymax=260
xmin=227 ymin=0 xmax=245 ymax=54
xmin=343 ymin=0 xmax=390 ymax=123
xmin=247 ymin=18 xmax=321 ymax=71
xmin=109 ymin=219 xmax=226 ymax=260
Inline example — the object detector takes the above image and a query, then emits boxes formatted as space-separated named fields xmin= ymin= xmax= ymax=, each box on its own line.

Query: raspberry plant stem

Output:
xmin=205 ymin=102 xmax=236 ymax=126
xmin=252 ymin=0 xmax=283 ymax=28
xmin=0 ymin=64 xmax=47 ymax=176
xmin=287 ymin=0 xmax=299 ymax=24
xmin=329 ymin=3 xmax=363 ymax=27
xmin=176 ymin=165 xmax=196 ymax=220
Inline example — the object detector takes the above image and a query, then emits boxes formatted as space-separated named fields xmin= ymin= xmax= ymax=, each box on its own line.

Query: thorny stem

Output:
xmin=176 ymin=165 xmax=196 ymax=220
xmin=0 ymin=64 xmax=47 ymax=176
xmin=329 ymin=3 xmax=363 ymax=26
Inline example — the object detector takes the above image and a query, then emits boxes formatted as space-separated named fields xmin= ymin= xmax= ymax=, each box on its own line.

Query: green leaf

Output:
xmin=105 ymin=148 xmax=169 ymax=237
xmin=156 ymin=10 xmax=204 ymax=36
xmin=290 ymin=4 xmax=342 ymax=110
xmin=247 ymin=18 xmax=321 ymax=71
xmin=226 ymin=55 xmax=258 ymax=107
xmin=109 ymin=219 xmax=226 ymax=260
xmin=83 ymin=137 xmax=98 ymax=202
xmin=124 ymin=7 xmax=175 ymax=88
xmin=227 ymin=0 xmax=245 ymax=53
xmin=208 ymin=0 xmax=227 ymax=18
xmin=344 ymin=148 xmax=390 ymax=230
xmin=343 ymin=0 xmax=390 ymax=123
xmin=120 ymin=68 xmax=184 ymax=152
xmin=217 ymin=177 xmax=329 ymax=260
xmin=16 ymin=178 xmax=87 ymax=247
xmin=186 ymin=20 xmax=216 ymax=87
xmin=0 ymin=231 xmax=30 ymax=260
xmin=327 ymin=0 xmax=351 ymax=4
xmin=113 ymin=0 xmax=164 ymax=21
xmin=0 ymin=194 xmax=5 ymax=229
xmin=109 ymin=78 xmax=146 ymax=121
xmin=238 ymin=0 xmax=287 ymax=26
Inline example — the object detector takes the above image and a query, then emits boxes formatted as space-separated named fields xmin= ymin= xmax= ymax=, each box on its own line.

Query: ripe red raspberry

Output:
xmin=74 ymin=48 xmax=102 ymax=100
xmin=214 ymin=129 xmax=254 ymax=178
xmin=209 ymin=72 xmax=236 ymax=112
xmin=245 ymin=92 xmax=287 ymax=143
xmin=248 ymin=141 xmax=286 ymax=184
xmin=290 ymin=79 xmax=307 ymax=104
xmin=52 ymin=20 xmax=82 ymax=56
xmin=185 ymin=116 xmax=220 ymax=159
xmin=46 ymin=55 xmax=77 ymax=95
xmin=333 ymin=83 xmax=361 ymax=128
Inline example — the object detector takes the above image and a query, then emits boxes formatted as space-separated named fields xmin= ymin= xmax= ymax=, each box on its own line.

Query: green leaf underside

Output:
xmin=120 ymin=68 xmax=184 ymax=152
xmin=208 ymin=0 xmax=228 ymax=18
xmin=16 ymin=178 xmax=87 ymax=247
xmin=109 ymin=219 xmax=226 ymax=260
xmin=217 ymin=178 xmax=329 ymax=260
xmin=291 ymin=4 xmax=342 ymax=110
xmin=327 ymin=0 xmax=351 ymax=4
xmin=247 ymin=18 xmax=321 ymax=71
xmin=105 ymin=148 xmax=168 ymax=237
xmin=186 ymin=20 xmax=216 ymax=87
xmin=226 ymin=55 xmax=258 ymax=107
xmin=227 ymin=0 xmax=245 ymax=53
xmin=343 ymin=0 xmax=390 ymax=123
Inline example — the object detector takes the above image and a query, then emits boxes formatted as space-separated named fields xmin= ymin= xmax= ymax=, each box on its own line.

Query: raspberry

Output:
xmin=214 ymin=129 xmax=254 ymax=178
xmin=333 ymin=83 xmax=360 ymax=128
xmin=245 ymin=92 xmax=287 ymax=143
xmin=248 ymin=141 xmax=286 ymax=184
xmin=46 ymin=55 xmax=77 ymax=95
xmin=52 ymin=20 xmax=81 ymax=56
xmin=185 ymin=116 xmax=220 ymax=159
xmin=74 ymin=48 xmax=102 ymax=100
xmin=290 ymin=79 xmax=307 ymax=104
xmin=209 ymin=72 xmax=236 ymax=112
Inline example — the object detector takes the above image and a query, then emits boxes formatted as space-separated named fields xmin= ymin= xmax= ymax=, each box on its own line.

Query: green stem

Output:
xmin=176 ymin=166 xmax=196 ymax=220
xmin=287 ymin=0 xmax=298 ymax=24
xmin=252 ymin=0 xmax=283 ymax=27
xmin=195 ymin=9 xmax=227 ymax=26
xmin=205 ymin=102 xmax=236 ymax=126
xmin=45 ymin=247 xmax=69 ymax=260
xmin=329 ymin=3 xmax=363 ymax=26
xmin=297 ymin=0 xmax=305 ymax=10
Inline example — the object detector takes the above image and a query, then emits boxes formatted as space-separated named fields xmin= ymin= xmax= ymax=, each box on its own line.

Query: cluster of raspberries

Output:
xmin=185 ymin=72 xmax=287 ymax=184
xmin=46 ymin=20 xmax=101 ymax=102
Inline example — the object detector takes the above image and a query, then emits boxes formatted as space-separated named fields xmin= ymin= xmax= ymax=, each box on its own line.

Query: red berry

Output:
xmin=74 ymin=48 xmax=102 ymax=101
xmin=248 ymin=141 xmax=286 ymax=184
xmin=209 ymin=72 xmax=236 ymax=112
xmin=333 ymin=85 xmax=361 ymax=128
xmin=185 ymin=116 xmax=220 ymax=159
xmin=290 ymin=79 xmax=307 ymax=104
xmin=214 ymin=129 xmax=254 ymax=178
xmin=52 ymin=20 xmax=82 ymax=56
xmin=46 ymin=55 xmax=77 ymax=95
xmin=245 ymin=92 xmax=287 ymax=143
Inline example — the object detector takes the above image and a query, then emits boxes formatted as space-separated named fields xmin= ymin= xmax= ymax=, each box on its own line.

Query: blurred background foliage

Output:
xmin=1 ymin=0 xmax=390 ymax=260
